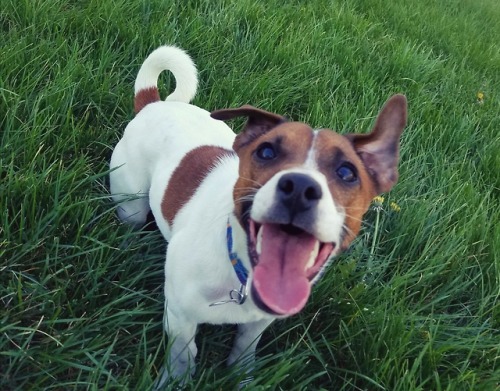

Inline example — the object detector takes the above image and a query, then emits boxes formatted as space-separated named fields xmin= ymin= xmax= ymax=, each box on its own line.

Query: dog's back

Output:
xmin=110 ymin=46 xmax=235 ymax=228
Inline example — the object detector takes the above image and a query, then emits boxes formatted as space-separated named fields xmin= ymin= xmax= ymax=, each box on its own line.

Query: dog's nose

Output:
xmin=277 ymin=173 xmax=322 ymax=212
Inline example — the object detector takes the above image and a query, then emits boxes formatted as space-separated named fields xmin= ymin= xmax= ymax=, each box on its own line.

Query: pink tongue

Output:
xmin=253 ymin=224 xmax=317 ymax=315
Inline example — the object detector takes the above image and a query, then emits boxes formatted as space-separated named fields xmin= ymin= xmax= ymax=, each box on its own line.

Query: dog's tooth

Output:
xmin=256 ymin=226 xmax=263 ymax=255
xmin=306 ymin=240 xmax=320 ymax=270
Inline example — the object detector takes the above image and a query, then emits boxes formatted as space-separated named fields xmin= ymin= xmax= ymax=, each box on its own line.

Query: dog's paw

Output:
xmin=153 ymin=365 xmax=170 ymax=391
xmin=153 ymin=364 xmax=195 ymax=390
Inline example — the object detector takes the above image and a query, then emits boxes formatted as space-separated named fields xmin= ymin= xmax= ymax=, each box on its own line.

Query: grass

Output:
xmin=1 ymin=0 xmax=499 ymax=389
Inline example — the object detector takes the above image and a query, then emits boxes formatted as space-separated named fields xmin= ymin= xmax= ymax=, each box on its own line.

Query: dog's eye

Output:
xmin=255 ymin=143 xmax=277 ymax=160
xmin=336 ymin=163 xmax=358 ymax=183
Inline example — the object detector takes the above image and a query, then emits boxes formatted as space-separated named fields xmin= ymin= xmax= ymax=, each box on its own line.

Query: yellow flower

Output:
xmin=390 ymin=201 xmax=401 ymax=212
xmin=373 ymin=196 xmax=385 ymax=205
xmin=477 ymin=91 xmax=484 ymax=103
xmin=419 ymin=330 xmax=431 ymax=341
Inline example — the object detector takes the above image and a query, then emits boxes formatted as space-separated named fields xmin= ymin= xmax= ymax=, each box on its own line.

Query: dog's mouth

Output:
xmin=248 ymin=219 xmax=335 ymax=316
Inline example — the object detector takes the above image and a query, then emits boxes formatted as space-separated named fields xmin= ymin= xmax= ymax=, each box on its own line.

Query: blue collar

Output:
xmin=209 ymin=220 xmax=249 ymax=307
xmin=226 ymin=220 xmax=249 ymax=285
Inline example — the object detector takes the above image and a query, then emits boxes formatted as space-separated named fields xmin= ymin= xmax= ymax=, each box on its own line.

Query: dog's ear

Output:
xmin=346 ymin=94 xmax=407 ymax=194
xmin=211 ymin=105 xmax=287 ymax=151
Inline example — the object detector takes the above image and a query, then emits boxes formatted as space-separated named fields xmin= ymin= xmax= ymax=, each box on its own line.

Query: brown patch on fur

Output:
xmin=313 ymin=130 xmax=377 ymax=249
xmin=233 ymin=122 xmax=315 ymax=227
xmin=162 ymin=146 xmax=235 ymax=225
xmin=134 ymin=87 xmax=161 ymax=113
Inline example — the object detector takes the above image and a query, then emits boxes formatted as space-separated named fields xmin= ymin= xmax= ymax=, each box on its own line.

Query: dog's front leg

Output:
xmin=156 ymin=307 xmax=198 ymax=388
xmin=166 ymin=306 xmax=198 ymax=377
xmin=228 ymin=318 xmax=273 ymax=370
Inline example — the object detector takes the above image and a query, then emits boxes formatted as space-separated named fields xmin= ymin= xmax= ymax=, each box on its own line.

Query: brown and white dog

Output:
xmin=110 ymin=46 xmax=407 ymax=385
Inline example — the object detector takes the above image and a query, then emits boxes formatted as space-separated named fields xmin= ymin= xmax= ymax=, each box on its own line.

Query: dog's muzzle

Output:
xmin=247 ymin=172 xmax=336 ymax=316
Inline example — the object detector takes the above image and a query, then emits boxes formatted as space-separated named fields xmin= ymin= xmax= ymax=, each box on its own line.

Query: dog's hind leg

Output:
xmin=109 ymin=141 xmax=151 ymax=227
xmin=114 ymin=194 xmax=150 ymax=227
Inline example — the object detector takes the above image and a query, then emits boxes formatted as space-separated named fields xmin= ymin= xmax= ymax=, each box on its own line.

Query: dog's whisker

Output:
xmin=341 ymin=223 xmax=356 ymax=238
xmin=343 ymin=213 xmax=366 ymax=224
xmin=234 ymin=197 xmax=256 ymax=206
xmin=236 ymin=176 xmax=264 ymax=188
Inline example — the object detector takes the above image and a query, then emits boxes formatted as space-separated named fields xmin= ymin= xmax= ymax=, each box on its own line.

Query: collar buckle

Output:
xmin=209 ymin=283 xmax=248 ymax=307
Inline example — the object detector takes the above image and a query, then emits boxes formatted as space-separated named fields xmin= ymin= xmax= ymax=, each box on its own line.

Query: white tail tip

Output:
xmin=134 ymin=46 xmax=198 ymax=104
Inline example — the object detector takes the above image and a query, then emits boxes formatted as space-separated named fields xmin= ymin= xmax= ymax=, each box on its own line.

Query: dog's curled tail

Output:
xmin=134 ymin=46 xmax=198 ymax=113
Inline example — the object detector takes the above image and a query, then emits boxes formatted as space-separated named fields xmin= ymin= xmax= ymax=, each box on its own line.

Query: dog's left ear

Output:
xmin=346 ymin=94 xmax=407 ymax=194
xmin=211 ymin=105 xmax=287 ymax=151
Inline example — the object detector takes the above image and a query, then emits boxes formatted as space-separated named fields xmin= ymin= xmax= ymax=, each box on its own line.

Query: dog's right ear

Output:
xmin=345 ymin=94 xmax=407 ymax=194
xmin=211 ymin=105 xmax=287 ymax=151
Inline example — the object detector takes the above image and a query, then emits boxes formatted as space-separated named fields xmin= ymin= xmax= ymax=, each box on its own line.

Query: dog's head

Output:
xmin=211 ymin=95 xmax=407 ymax=316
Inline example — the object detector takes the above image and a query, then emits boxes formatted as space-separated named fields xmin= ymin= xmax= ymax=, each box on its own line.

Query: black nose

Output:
xmin=277 ymin=173 xmax=322 ymax=212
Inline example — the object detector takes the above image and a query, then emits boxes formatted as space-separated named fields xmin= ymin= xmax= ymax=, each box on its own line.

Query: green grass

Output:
xmin=1 ymin=0 xmax=499 ymax=389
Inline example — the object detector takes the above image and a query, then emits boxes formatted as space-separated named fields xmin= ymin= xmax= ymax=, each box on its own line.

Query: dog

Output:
xmin=110 ymin=46 xmax=407 ymax=386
